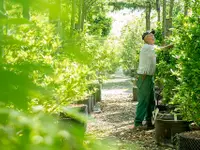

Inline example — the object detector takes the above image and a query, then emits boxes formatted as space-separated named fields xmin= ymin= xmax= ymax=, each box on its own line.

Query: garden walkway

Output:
xmin=87 ymin=69 xmax=174 ymax=150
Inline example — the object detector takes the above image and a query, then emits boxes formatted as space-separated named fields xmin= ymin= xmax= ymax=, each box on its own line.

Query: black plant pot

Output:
xmin=88 ymin=82 xmax=102 ymax=103
xmin=156 ymin=104 xmax=169 ymax=112
xmin=177 ymin=131 xmax=200 ymax=150
xmin=156 ymin=104 xmax=180 ymax=113
xmin=77 ymin=97 xmax=93 ymax=114
xmin=59 ymin=104 xmax=88 ymax=143
xmin=94 ymin=83 xmax=102 ymax=102
xmin=155 ymin=112 xmax=190 ymax=147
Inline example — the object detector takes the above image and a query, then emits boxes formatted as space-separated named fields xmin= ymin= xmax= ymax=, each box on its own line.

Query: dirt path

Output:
xmin=87 ymin=70 xmax=173 ymax=150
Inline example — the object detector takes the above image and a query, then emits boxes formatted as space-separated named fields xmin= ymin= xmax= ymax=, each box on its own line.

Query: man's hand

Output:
xmin=142 ymin=74 xmax=146 ymax=81
xmin=160 ymin=44 xmax=174 ymax=51
xmin=166 ymin=44 xmax=174 ymax=49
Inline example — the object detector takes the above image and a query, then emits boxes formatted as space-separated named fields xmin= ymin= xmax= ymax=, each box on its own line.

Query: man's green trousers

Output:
xmin=134 ymin=75 xmax=155 ymax=126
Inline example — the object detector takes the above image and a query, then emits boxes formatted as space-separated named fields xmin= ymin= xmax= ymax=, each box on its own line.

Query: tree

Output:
xmin=80 ymin=0 xmax=86 ymax=30
xmin=146 ymin=1 xmax=151 ymax=30
xmin=184 ymin=0 xmax=188 ymax=16
xmin=22 ymin=0 xmax=30 ymax=20
xmin=162 ymin=0 xmax=167 ymax=40
xmin=156 ymin=0 xmax=161 ymax=22
xmin=70 ymin=0 xmax=76 ymax=36
xmin=0 ymin=0 xmax=5 ymax=61
xmin=166 ymin=0 xmax=174 ymax=36
xmin=77 ymin=0 xmax=82 ymax=30
xmin=169 ymin=0 xmax=174 ymax=18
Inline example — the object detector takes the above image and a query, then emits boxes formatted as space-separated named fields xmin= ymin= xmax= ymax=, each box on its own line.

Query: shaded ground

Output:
xmin=87 ymin=70 xmax=174 ymax=150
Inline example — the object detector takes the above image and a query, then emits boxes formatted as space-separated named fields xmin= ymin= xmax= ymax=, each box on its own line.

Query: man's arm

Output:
xmin=157 ymin=44 xmax=174 ymax=50
xmin=159 ymin=44 xmax=174 ymax=51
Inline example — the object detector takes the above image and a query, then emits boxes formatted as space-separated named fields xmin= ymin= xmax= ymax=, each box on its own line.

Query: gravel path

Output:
xmin=87 ymin=70 xmax=174 ymax=150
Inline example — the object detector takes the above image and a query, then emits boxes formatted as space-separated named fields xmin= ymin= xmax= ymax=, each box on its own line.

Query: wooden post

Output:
xmin=146 ymin=2 xmax=151 ymax=31
xmin=162 ymin=0 xmax=167 ymax=41
xmin=156 ymin=0 xmax=161 ymax=22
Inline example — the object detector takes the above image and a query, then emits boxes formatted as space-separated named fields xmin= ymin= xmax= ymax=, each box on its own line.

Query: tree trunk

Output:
xmin=167 ymin=0 xmax=174 ymax=36
xmin=169 ymin=0 xmax=174 ymax=18
xmin=156 ymin=0 xmax=161 ymax=22
xmin=77 ymin=0 xmax=82 ymax=30
xmin=184 ymin=0 xmax=188 ymax=16
xmin=0 ymin=0 xmax=5 ymax=60
xmin=49 ymin=0 xmax=60 ymax=22
xmin=70 ymin=0 xmax=76 ymax=37
xmin=166 ymin=18 xmax=172 ymax=36
xmin=49 ymin=0 xmax=62 ymax=38
xmin=0 ymin=0 xmax=5 ymax=36
xmin=52 ymin=0 xmax=62 ymax=38
xmin=80 ymin=0 xmax=85 ymax=30
xmin=145 ymin=2 xmax=151 ymax=31
xmin=22 ymin=1 xmax=30 ymax=20
xmin=162 ymin=0 xmax=167 ymax=40
xmin=0 ymin=0 xmax=5 ymax=15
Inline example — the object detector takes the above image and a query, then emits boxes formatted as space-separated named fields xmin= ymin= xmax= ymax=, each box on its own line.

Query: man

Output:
xmin=134 ymin=30 xmax=173 ymax=130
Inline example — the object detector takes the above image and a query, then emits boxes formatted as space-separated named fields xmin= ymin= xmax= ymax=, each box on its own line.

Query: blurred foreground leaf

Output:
xmin=0 ymin=66 xmax=48 ymax=110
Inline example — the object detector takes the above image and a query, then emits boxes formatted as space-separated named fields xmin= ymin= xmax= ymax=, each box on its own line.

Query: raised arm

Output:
xmin=158 ymin=44 xmax=174 ymax=51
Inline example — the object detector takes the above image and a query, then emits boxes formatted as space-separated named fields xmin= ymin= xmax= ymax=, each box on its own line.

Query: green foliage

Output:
xmin=171 ymin=14 xmax=200 ymax=125
xmin=0 ymin=66 xmax=44 ymax=110
xmin=154 ymin=22 xmax=163 ymax=45
xmin=87 ymin=1 xmax=112 ymax=37
xmin=88 ymin=14 xmax=112 ymax=37
xmin=108 ymin=1 xmax=144 ymax=11
xmin=0 ymin=107 xmax=116 ymax=150
xmin=108 ymin=0 xmax=156 ymax=11
xmin=0 ymin=0 xmax=121 ymax=149
xmin=155 ymin=50 xmax=179 ymax=103
xmin=155 ymin=6 xmax=200 ymax=125
xmin=155 ymin=22 xmax=177 ymax=103
xmin=0 ymin=0 xmax=119 ymax=109
xmin=120 ymin=17 xmax=145 ymax=77
xmin=3 ymin=15 xmax=90 ymax=110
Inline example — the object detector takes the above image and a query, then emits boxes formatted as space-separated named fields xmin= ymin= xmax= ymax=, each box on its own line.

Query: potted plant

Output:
xmin=59 ymin=104 xmax=88 ymax=142
xmin=155 ymin=109 xmax=190 ymax=147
